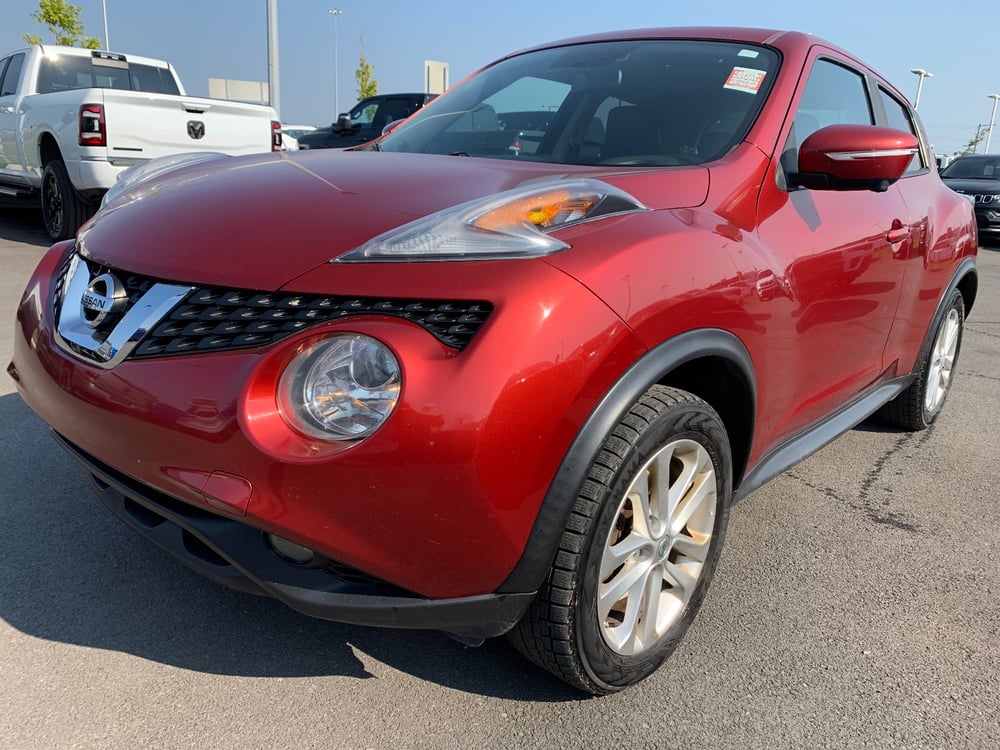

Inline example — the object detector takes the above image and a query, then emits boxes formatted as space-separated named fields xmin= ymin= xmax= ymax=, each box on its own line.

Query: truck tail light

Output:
xmin=272 ymin=120 xmax=282 ymax=151
xmin=79 ymin=104 xmax=106 ymax=147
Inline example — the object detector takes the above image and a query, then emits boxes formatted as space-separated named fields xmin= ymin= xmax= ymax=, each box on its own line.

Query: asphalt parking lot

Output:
xmin=1 ymin=206 xmax=997 ymax=749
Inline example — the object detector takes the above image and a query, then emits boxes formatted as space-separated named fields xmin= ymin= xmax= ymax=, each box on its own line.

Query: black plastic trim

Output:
xmin=733 ymin=375 xmax=910 ymax=502
xmin=496 ymin=328 xmax=755 ymax=594
xmin=53 ymin=433 xmax=533 ymax=638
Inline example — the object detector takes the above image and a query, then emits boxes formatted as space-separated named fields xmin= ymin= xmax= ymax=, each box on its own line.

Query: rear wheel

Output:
xmin=879 ymin=290 xmax=964 ymax=430
xmin=508 ymin=386 xmax=732 ymax=694
xmin=41 ymin=160 xmax=93 ymax=242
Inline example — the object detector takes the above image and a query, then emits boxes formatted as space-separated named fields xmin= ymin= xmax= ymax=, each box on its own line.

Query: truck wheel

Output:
xmin=42 ymin=160 xmax=92 ymax=242
xmin=878 ymin=289 xmax=965 ymax=431
xmin=508 ymin=386 xmax=732 ymax=694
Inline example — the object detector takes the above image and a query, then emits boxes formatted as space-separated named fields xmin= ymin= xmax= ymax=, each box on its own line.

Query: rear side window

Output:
xmin=36 ymin=54 xmax=180 ymax=95
xmin=878 ymin=86 xmax=925 ymax=175
xmin=1 ymin=53 xmax=25 ymax=96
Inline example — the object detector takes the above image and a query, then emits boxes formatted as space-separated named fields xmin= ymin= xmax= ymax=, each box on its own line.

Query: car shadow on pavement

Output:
xmin=0 ymin=393 xmax=580 ymax=701
xmin=0 ymin=207 xmax=51 ymax=247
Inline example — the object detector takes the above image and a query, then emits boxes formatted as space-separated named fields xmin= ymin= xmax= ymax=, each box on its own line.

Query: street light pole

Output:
xmin=329 ymin=9 xmax=343 ymax=118
xmin=910 ymin=68 xmax=933 ymax=109
xmin=986 ymin=94 xmax=1000 ymax=154
xmin=102 ymin=0 xmax=109 ymax=49
xmin=266 ymin=0 xmax=280 ymax=118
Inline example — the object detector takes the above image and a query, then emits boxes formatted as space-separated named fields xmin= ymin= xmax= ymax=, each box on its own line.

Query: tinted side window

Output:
xmin=798 ymin=59 xmax=874 ymax=130
xmin=781 ymin=58 xmax=874 ymax=178
xmin=0 ymin=53 xmax=25 ymax=97
xmin=350 ymin=101 xmax=378 ymax=126
xmin=878 ymin=87 xmax=925 ymax=175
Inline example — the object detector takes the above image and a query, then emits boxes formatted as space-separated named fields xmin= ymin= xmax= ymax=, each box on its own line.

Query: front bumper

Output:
xmin=56 ymin=432 xmax=534 ymax=638
xmin=12 ymin=242 xmax=648 ymax=605
xmin=974 ymin=206 xmax=1000 ymax=234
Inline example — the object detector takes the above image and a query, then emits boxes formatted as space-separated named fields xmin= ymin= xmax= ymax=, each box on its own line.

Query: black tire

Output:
xmin=878 ymin=290 xmax=965 ymax=431
xmin=41 ymin=160 xmax=93 ymax=242
xmin=508 ymin=385 xmax=732 ymax=694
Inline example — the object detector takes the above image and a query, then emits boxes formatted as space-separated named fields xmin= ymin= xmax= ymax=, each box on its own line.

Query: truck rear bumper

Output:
xmin=70 ymin=157 xmax=138 ymax=193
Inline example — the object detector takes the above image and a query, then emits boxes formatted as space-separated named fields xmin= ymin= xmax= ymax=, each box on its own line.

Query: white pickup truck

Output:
xmin=0 ymin=45 xmax=281 ymax=240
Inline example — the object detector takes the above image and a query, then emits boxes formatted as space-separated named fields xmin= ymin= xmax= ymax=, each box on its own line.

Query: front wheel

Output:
xmin=878 ymin=289 xmax=965 ymax=431
xmin=508 ymin=386 xmax=732 ymax=694
xmin=41 ymin=160 xmax=93 ymax=242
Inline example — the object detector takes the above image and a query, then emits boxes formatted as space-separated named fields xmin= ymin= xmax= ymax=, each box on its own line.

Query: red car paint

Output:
xmin=10 ymin=29 xmax=978 ymax=615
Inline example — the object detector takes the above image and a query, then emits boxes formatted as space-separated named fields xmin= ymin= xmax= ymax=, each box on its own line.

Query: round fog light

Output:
xmin=267 ymin=533 xmax=316 ymax=564
xmin=277 ymin=334 xmax=401 ymax=441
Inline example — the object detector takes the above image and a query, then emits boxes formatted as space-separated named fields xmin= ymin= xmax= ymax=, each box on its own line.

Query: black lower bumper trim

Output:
xmin=53 ymin=432 xmax=534 ymax=638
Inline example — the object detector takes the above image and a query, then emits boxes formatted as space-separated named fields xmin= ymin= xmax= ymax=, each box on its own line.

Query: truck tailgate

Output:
xmin=99 ymin=89 xmax=274 ymax=160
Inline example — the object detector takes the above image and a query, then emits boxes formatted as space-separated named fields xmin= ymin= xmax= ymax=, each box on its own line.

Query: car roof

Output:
xmin=501 ymin=27 xmax=834 ymax=59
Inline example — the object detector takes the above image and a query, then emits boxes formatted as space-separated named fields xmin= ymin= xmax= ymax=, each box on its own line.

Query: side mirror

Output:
xmin=789 ymin=124 xmax=918 ymax=192
xmin=381 ymin=119 xmax=405 ymax=136
xmin=331 ymin=113 xmax=353 ymax=133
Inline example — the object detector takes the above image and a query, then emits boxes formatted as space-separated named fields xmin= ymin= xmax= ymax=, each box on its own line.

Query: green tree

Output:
xmin=954 ymin=125 xmax=987 ymax=157
xmin=355 ymin=54 xmax=378 ymax=100
xmin=23 ymin=0 xmax=101 ymax=49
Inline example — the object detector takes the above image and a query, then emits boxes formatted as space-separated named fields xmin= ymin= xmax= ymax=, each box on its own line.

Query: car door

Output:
xmin=874 ymin=84 xmax=949 ymax=371
xmin=0 ymin=52 xmax=26 ymax=177
xmin=753 ymin=53 xmax=910 ymax=441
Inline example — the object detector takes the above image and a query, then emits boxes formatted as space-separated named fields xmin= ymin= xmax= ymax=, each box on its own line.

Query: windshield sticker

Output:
xmin=737 ymin=49 xmax=760 ymax=58
xmin=724 ymin=67 xmax=767 ymax=94
xmin=986 ymin=164 xmax=995 ymax=177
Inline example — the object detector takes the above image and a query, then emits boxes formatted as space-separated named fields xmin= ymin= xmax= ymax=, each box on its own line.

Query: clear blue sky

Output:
xmin=2 ymin=0 xmax=996 ymax=157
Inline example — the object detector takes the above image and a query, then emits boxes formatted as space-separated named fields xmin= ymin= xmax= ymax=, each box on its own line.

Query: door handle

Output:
xmin=886 ymin=227 xmax=910 ymax=243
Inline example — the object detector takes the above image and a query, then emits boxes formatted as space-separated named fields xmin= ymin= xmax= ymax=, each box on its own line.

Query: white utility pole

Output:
xmin=986 ymin=94 xmax=1000 ymax=154
xmin=329 ymin=9 xmax=343 ymax=117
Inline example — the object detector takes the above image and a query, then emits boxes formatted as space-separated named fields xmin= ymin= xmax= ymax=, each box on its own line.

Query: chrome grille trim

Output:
xmin=52 ymin=251 xmax=493 ymax=365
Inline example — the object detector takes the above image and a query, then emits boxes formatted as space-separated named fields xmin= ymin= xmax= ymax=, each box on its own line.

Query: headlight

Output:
xmin=277 ymin=334 xmax=400 ymax=441
xmin=336 ymin=178 xmax=647 ymax=262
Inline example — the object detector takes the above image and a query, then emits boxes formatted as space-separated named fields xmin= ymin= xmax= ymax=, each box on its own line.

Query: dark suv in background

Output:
xmin=297 ymin=93 xmax=436 ymax=149
xmin=940 ymin=155 xmax=1000 ymax=240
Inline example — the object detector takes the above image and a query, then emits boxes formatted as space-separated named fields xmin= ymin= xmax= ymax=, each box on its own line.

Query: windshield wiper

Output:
xmin=448 ymin=151 xmax=471 ymax=157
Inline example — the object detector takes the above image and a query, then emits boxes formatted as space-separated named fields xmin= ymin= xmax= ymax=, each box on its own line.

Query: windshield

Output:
xmin=379 ymin=39 xmax=779 ymax=166
xmin=37 ymin=53 xmax=180 ymax=95
xmin=941 ymin=157 xmax=1000 ymax=180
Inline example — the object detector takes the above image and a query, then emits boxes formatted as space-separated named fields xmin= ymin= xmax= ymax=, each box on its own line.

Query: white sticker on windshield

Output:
xmin=986 ymin=164 xmax=995 ymax=177
xmin=738 ymin=49 xmax=760 ymax=58
xmin=724 ymin=67 xmax=766 ymax=94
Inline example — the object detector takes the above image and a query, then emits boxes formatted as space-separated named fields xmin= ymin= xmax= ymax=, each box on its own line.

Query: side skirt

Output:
xmin=733 ymin=375 xmax=912 ymax=502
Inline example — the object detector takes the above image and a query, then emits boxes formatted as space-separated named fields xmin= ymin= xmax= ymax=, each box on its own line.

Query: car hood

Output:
xmin=941 ymin=177 xmax=1000 ymax=194
xmin=78 ymin=150 xmax=709 ymax=291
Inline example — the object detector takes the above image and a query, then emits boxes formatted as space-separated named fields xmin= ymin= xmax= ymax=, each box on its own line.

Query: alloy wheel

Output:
xmin=925 ymin=308 xmax=960 ymax=415
xmin=598 ymin=438 xmax=716 ymax=655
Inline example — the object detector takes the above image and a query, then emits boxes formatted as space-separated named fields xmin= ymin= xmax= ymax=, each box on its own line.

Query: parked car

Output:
xmin=281 ymin=125 xmax=316 ymax=151
xmin=9 ymin=27 xmax=978 ymax=694
xmin=279 ymin=124 xmax=317 ymax=151
xmin=940 ymin=154 xmax=1000 ymax=240
xmin=0 ymin=45 xmax=281 ymax=241
xmin=296 ymin=93 xmax=435 ymax=149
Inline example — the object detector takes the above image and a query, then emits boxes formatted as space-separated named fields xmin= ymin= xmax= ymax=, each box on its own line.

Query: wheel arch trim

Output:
xmin=918 ymin=258 xmax=977 ymax=371
xmin=496 ymin=328 xmax=755 ymax=594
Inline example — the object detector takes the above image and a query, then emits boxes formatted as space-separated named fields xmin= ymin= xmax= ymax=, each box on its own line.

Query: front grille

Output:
xmin=57 ymin=250 xmax=493 ymax=361
xmin=53 ymin=252 xmax=163 ymax=330
xmin=131 ymin=289 xmax=493 ymax=358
